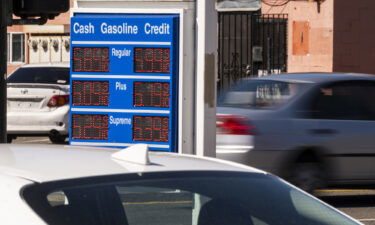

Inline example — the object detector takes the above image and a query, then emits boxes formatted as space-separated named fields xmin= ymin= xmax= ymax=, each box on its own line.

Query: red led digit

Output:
xmin=162 ymin=83 xmax=170 ymax=108
xmin=100 ymin=115 xmax=109 ymax=140
xmin=102 ymin=48 xmax=109 ymax=71
xmin=152 ymin=117 xmax=162 ymax=142
xmin=92 ymin=48 xmax=100 ymax=72
xmin=72 ymin=81 xmax=81 ymax=104
xmin=133 ymin=82 xmax=144 ymax=107
xmin=133 ymin=116 xmax=143 ymax=141
xmin=152 ymin=82 xmax=162 ymax=107
xmin=73 ymin=48 xmax=83 ymax=72
xmin=142 ymin=117 xmax=152 ymax=141
xmin=164 ymin=49 xmax=170 ymax=60
xmin=144 ymin=116 xmax=154 ymax=141
xmin=83 ymin=48 xmax=92 ymax=71
xmin=162 ymin=117 xmax=169 ymax=142
xmin=153 ymin=49 xmax=162 ymax=72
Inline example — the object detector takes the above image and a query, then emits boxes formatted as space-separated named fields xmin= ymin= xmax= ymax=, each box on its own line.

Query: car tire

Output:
xmin=49 ymin=134 xmax=67 ymax=144
xmin=288 ymin=162 xmax=326 ymax=193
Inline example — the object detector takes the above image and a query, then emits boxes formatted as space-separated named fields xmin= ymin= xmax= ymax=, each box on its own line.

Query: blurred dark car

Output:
xmin=216 ymin=73 xmax=375 ymax=192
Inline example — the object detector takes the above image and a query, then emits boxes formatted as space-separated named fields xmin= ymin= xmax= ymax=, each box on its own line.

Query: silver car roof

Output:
xmin=0 ymin=144 xmax=264 ymax=183
xmin=246 ymin=72 xmax=375 ymax=84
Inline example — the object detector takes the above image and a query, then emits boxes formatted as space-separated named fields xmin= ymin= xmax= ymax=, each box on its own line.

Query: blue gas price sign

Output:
xmin=69 ymin=14 xmax=179 ymax=151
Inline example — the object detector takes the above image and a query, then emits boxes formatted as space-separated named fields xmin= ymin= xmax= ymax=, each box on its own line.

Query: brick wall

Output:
xmin=333 ymin=0 xmax=375 ymax=75
xmin=262 ymin=0 xmax=334 ymax=73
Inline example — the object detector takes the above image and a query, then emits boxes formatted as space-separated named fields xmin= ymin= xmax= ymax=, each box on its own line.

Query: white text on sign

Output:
xmin=73 ymin=22 xmax=170 ymax=35
xmin=112 ymin=48 xmax=131 ymax=59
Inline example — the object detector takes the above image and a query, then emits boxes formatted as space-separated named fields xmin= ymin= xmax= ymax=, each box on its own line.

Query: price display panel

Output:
xmin=72 ymin=114 xmax=109 ymax=140
xmin=72 ymin=80 xmax=109 ymax=106
xmin=133 ymin=116 xmax=169 ymax=142
xmin=73 ymin=47 xmax=110 ymax=72
xmin=134 ymin=82 xmax=170 ymax=108
xmin=134 ymin=48 xmax=170 ymax=73
xmin=70 ymin=14 xmax=179 ymax=152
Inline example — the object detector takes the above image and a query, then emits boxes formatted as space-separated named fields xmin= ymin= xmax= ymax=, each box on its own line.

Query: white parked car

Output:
xmin=0 ymin=144 xmax=361 ymax=225
xmin=216 ymin=73 xmax=375 ymax=192
xmin=7 ymin=63 xmax=70 ymax=144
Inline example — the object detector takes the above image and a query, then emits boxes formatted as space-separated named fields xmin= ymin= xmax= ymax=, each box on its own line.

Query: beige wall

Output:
xmin=333 ymin=0 xmax=375 ymax=75
xmin=262 ymin=0 xmax=334 ymax=73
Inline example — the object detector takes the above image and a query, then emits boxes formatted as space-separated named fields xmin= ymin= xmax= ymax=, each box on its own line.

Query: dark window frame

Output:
xmin=21 ymin=171 xmax=359 ymax=225
xmin=7 ymin=33 xmax=25 ymax=63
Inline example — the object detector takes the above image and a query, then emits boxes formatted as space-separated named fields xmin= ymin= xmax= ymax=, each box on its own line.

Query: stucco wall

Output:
xmin=333 ymin=0 xmax=375 ymax=75
xmin=262 ymin=0 xmax=334 ymax=73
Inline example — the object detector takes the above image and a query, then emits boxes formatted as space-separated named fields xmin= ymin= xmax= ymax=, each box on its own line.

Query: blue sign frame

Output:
xmin=69 ymin=14 xmax=179 ymax=152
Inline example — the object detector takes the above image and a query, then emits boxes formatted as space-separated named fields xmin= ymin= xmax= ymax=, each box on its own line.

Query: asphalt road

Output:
xmin=10 ymin=136 xmax=375 ymax=224
xmin=316 ymin=190 xmax=375 ymax=225
xmin=12 ymin=136 xmax=67 ymax=144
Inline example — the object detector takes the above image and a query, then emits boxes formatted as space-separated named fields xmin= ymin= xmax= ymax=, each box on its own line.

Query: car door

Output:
xmin=307 ymin=81 xmax=375 ymax=181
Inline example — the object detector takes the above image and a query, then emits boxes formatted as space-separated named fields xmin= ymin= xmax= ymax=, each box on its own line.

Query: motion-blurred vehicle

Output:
xmin=216 ymin=73 xmax=375 ymax=192
xmin=7 ymin=63 xmax=70 ymax=144
xmin=0 ymin=144 xmax=361 ymax=225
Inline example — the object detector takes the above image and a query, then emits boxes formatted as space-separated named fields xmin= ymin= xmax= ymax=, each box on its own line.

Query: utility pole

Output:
xmin=0 ymin=0 xmax=11 ymax=143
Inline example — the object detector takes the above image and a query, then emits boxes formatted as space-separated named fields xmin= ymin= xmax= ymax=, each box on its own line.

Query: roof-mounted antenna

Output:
xmin=111 ymin=144 xmax=151 ymax=165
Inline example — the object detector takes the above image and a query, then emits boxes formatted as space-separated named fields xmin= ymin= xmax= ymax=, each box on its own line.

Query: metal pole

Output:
xmin=0 ymin=0 xmax=8 ymax=143
xmin=195 ymin=0 xmax=217 ymax=157
xmin=267 ymin=37 xmax=271 ymax=74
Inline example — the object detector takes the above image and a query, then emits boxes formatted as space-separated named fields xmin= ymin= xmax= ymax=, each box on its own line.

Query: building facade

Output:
xmin=263 ymin=0 xmax=375 ymax=75
xmin=7 ymin=0 xmax=375 ymax=76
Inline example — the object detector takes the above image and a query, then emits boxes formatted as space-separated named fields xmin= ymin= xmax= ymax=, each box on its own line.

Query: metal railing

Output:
xmin=217 ymin=12 xmax=288 ymax=93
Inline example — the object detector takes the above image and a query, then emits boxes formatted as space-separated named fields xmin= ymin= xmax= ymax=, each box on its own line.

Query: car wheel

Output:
xmin=49 ymin=134 xmax=67 ymax=144
xmin=288 ymin=162 xmax=326 ymax=193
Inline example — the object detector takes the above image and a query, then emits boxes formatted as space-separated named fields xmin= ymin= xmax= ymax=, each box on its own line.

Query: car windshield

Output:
xmin=219 ymin=79 xmax=302 ymax=109
xmin=22 ymin=171 xmax=358 ymax=225
xmin=7 ymin=67 xmax=70 ymax=85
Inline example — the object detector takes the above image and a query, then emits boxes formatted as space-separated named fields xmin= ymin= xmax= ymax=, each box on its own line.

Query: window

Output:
xmin=7 ymin=67 xmax=70 ymax=84
xmin=7 ymin=33 xmax=25 ymax=63
xmin=22 ymin=171 xmax=359 ymax=225
xmin=219 ymin=80 xmax=302 ymax=109
xmin=309 ymin=81 xmax=375 ymax=120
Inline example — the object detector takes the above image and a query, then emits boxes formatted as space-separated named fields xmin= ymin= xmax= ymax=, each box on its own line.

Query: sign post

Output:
xmin=0 ymin=0 xmax=9 ymax=143
xmin=195 ymin=0 xmax=217 ymax=157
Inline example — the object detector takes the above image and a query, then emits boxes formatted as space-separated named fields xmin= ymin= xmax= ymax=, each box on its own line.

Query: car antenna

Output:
xmin=111 ymin=144 xmax=151 ymax=165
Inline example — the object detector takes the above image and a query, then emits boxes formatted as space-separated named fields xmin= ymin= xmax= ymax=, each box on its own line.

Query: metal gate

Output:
xmin=217 ymin=12 xmax=288 ymax=92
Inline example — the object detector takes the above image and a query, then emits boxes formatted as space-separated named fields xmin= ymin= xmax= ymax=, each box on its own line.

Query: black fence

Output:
xmin=217 ymin=12 xmax=288 ymax=93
